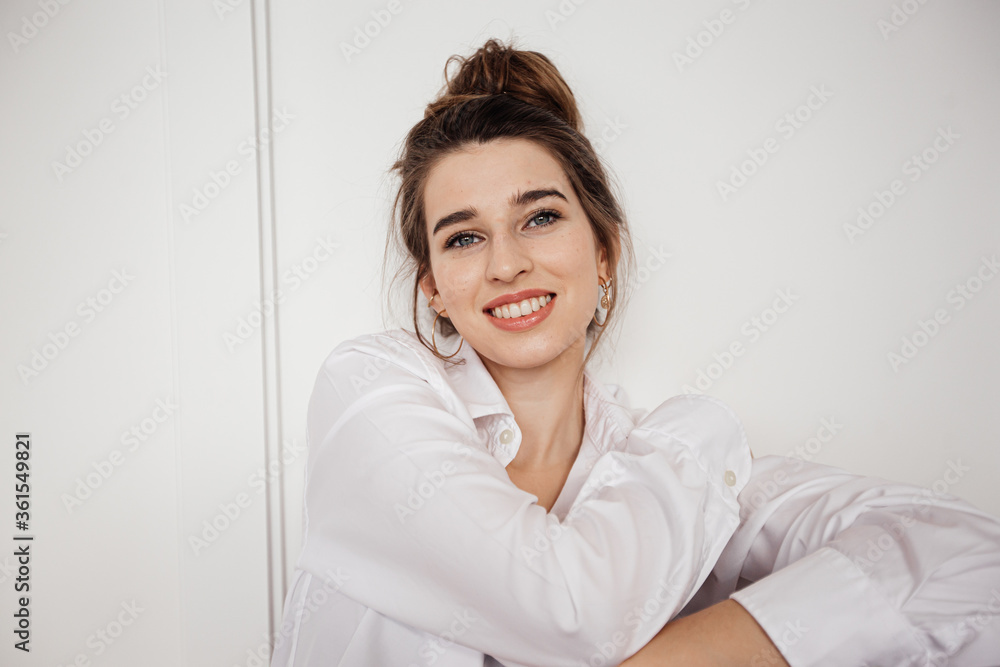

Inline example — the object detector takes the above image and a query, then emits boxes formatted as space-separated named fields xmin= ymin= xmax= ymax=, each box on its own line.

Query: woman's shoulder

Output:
xmin=633 ymin=393 xmax=750 ymax=461
xmin=317 ymin=327 xmax=452 ymax=392
xmin=326 ymin=327 xmax=423 ymax=360
xmin=653 ymin=392 xmax=746 ymax=429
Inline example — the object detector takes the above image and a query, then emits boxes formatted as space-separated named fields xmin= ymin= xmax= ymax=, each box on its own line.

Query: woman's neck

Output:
xmin=481 ymin=348 xmax=587 ymax=469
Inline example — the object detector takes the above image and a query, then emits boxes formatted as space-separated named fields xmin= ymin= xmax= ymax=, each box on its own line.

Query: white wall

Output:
xmin=0 ymin=1 xmax=997 ymax=664
xmin=0 ymin=0 xmax=278 ymax=664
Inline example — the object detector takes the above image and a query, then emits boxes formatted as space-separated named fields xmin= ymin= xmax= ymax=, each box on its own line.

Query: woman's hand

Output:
xmin=618 ymin=599 xmax=790 ymax=667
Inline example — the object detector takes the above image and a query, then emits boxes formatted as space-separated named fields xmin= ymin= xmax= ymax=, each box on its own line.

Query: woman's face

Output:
xmin=420 ymin=137 xmax=608 ymax=369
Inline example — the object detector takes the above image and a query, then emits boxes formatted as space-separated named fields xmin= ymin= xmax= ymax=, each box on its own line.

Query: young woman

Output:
xmin=270 ymin=39 xmax=1000 ymax=667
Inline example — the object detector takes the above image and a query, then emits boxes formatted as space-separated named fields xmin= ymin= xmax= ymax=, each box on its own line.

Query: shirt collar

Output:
xmin=443 ymin=336 xmax=634 ymax=456
xmin=443 ymin=339 xmax=512 ymax=421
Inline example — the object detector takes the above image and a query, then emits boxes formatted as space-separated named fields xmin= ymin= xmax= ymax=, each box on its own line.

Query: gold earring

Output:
xmin=592 ymin=278 xmax=612 ymax=328
xmin=428 ymin=292 xmax=464 ymax=359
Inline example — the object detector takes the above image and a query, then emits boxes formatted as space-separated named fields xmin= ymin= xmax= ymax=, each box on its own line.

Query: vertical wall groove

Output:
xmin=249 ymin=0 xmax=287 ymax=645
xmin=154 ymin=0 xmax=187 ymax=658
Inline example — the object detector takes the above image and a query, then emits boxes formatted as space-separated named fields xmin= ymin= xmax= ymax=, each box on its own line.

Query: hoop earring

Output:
xmin=428 ymin=292 xmax=464 ymax=359
xmin=592 ymin=278 xmax=612 ymax=328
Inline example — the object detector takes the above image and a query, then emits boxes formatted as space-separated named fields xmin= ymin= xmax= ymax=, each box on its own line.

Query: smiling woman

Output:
xmin=269 ymin=38 xmax=1000 ymax=667
xmin=385 ymin=43 xmax=635 ymax=376
xmin=419 ymin=138 xmax=608 ymax=364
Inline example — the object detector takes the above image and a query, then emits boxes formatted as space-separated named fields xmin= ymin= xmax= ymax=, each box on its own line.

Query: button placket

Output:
xmin=493 ymin=420 xmax=520 ymax=464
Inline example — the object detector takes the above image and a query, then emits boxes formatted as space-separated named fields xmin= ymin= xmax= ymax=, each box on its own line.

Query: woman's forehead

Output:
xmin=423 ymin=139 xmax=573 ymax=216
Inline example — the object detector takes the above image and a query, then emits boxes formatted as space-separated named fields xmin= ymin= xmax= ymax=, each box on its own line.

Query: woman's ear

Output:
xmin=596 ymin=244 xmax=610 ymax=283
xmin=418 ymin=273 xmax=437 ymax=309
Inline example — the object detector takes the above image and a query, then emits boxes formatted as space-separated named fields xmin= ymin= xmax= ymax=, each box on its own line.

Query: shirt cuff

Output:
xmin=730 ymin=547 xmax=928 ymax=667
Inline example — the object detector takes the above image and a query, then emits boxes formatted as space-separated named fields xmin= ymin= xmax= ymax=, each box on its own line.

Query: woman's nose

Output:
xmin=485 ymin=233 xmax=532 ymax=282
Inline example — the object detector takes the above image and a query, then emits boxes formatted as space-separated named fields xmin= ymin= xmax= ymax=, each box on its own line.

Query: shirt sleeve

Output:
xmin=723 ymin=454 xmax=1000 ymax=667
xmin=294 ymin=335 xmax=752 ymax=667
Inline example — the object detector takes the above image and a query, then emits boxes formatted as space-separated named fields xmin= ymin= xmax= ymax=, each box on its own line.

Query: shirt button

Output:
xmin=499 ymin=429 xmax=515 ymax=445
xmin=724 ymin=470 xmax=737 ymax=487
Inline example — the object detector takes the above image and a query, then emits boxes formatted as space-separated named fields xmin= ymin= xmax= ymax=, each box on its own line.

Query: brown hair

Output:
xmin=382 ymin=37 xmax=636 ymax=371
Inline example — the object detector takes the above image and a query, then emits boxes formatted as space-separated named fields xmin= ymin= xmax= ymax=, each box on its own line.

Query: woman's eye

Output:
xmin=446 ymin=232 xmax=479 ymax=249
xmin=445 ymin=211 xmax=561 ymax=249
xmin=526 ymin=210 xmax=561 ymax=228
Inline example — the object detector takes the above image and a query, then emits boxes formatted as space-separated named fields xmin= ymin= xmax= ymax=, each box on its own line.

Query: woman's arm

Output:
xmin=620 ymin=599 xmax=789 ymax=667
xmin=622 ymin=454 xmax=1000 ymax=666
xmin=295 ymin=333 xmax=752 ymax=667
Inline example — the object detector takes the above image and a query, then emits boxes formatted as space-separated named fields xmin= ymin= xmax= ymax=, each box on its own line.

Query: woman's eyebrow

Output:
xmin=432 ymin=208 xmax=478 ymax=237
xmin=509 ymin=188 xmax=567 ymax=209
xmin=432 ymin=188 xmax=568 ymax=237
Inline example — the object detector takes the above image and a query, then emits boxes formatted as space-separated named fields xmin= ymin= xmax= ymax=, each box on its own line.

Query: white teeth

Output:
xmin=491 ymin=294 xmax=552 ymax=319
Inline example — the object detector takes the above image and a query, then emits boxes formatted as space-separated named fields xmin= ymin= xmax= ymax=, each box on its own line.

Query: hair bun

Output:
xmin=426 ymin=38 xmax=582 ymax=133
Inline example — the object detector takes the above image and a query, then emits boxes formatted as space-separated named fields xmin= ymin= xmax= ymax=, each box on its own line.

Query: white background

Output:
xmin=0 ymin=1 xmax=997 ymax=664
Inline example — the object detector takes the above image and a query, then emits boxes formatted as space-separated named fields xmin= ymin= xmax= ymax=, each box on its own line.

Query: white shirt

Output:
xmin=270 ymin=328 xmax=1000 ymax=667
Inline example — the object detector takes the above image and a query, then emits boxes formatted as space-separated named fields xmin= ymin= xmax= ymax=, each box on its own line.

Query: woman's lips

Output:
xmin=486 ymin=293 xmax=554 ymax=319
xmin=486 ymin=294 xmax=555 ymax=332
